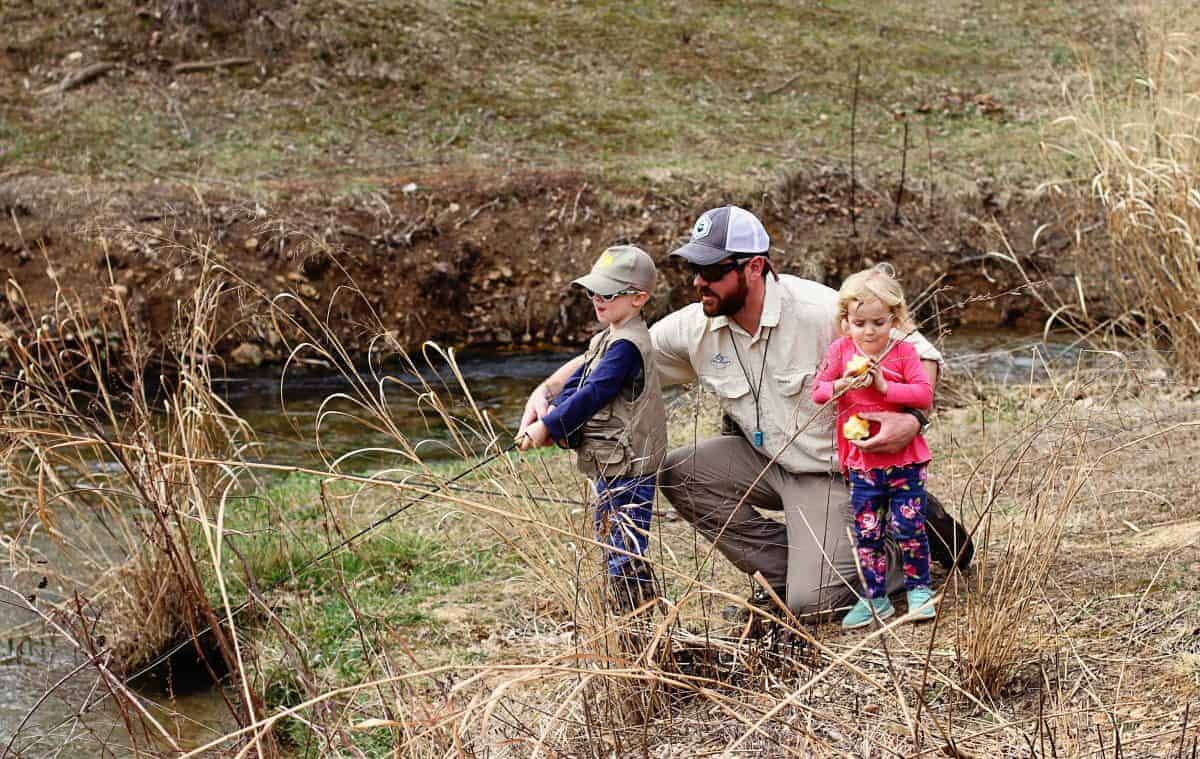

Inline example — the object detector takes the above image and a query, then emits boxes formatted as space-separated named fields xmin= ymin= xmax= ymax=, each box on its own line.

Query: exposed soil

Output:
xmin=0 ymin=168 xmax=1091 ymax=369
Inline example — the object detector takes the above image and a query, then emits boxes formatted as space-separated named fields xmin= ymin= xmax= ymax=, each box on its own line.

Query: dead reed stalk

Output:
xmin=1050 ymin=3 xmax=1200 ymax=379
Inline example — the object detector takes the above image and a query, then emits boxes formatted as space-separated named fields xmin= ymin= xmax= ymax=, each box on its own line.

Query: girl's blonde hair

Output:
xmin=837 ymin=263 xmax=913 ymax=329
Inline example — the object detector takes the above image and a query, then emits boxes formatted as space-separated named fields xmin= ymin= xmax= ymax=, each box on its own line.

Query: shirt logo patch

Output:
xmin=709 ymin=352 xmax=731 ymax=369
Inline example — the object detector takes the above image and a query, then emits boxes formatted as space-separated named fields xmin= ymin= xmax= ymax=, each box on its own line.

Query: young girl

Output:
xmin=812 ymin=266 xmax=936 ymax=629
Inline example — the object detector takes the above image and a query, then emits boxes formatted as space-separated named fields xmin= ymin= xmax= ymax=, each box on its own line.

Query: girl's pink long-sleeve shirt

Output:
xmin=812 ymin=336 xmax=933 ymax=474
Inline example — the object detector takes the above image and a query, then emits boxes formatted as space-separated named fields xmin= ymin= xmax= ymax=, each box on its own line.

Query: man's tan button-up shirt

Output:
xmin=650 ymin=274 xmax=942 ymax=475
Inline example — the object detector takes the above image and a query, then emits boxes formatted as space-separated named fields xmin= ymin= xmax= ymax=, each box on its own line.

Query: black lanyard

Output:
xmin=729 ymin=326 xmax=772 ymax=447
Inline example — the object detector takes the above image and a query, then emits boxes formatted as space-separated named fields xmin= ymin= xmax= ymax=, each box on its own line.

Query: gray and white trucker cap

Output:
xmin=669 ymin=205 xmax=770 ymax=265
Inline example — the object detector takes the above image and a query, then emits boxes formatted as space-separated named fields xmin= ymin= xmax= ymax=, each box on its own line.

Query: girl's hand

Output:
xmin=518 ymin=421 xmax=552 ymax=451
xmin=871 ymin=367 xmax=888 ymax=395
xmin=841 ymin=364 xmax=867 ymax=380
xmin=835 ymin=373 xmax=871 ymax=395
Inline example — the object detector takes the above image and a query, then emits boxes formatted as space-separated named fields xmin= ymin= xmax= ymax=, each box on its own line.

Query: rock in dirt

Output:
xmin=301 ymin=251 xmax=331 ymax=279
xmin=231 ymin=342 xmax=264 ymax=367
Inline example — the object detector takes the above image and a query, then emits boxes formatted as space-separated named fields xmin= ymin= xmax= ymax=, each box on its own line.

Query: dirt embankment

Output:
xmin=0 ymin=168 xmax=1087 ymax=369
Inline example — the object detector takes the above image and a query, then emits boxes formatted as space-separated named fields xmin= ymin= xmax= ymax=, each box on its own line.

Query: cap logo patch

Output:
xmin=599 ymin=252 xmax=616 ymax=267
xmin=691 ymin=215 xmax=712 ymax=240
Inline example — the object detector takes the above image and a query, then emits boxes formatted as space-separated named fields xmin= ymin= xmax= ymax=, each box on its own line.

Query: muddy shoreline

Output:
xmin=0 ymin=169 xmax=1092 ymax=369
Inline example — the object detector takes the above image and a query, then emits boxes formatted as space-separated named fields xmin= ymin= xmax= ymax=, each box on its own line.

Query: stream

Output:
xmin=0 ymin=332 xmax=1096 ymax=753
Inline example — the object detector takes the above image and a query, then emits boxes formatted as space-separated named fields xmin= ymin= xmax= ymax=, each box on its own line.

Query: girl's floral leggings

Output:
xmin=847 ymin=462 xmax=931 ymax=598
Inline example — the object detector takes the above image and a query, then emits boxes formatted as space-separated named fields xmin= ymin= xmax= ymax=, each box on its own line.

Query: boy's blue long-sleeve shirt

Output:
xmin=541 ymin=339 xmax=643 ymax=444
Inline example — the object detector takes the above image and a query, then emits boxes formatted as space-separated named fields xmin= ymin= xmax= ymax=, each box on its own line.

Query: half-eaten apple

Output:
xmin=843 ymin=413 xmax=870 ymax=441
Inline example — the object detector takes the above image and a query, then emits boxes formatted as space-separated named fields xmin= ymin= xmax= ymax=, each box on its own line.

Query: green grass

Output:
xmin=2 ymin=0 xmax=1136 ymax=194
xmin=199 ymin=469 xmax=514 ymax=753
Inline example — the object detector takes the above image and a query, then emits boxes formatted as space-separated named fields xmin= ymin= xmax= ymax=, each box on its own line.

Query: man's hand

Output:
xmin=519 ymin=383 xmax=552 ymax=433
xmin=849 ymin=410 xmax=919 ymax=454
xmin=518 ymin=420 xmax=552 ymax=451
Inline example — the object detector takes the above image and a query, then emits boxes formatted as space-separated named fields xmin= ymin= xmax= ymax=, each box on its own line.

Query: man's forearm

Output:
xmin=541 ymin=354 xmax=587 ymax=400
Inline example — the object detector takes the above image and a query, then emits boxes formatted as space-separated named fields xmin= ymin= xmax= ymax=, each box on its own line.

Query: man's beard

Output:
xmin=698 ymin=274 xmax=748 ymax=317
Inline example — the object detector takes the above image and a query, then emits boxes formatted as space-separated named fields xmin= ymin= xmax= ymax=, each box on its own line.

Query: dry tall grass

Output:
xmin=0 ymin=251 xmax=275 ymax=754
xmin=1049 ymin=1 xmax=1200 ymax=379
xmin=4 ymin=235 xmax=1199 ymax=756
xmin=150 ymin=279 xmax=1192 ymax=756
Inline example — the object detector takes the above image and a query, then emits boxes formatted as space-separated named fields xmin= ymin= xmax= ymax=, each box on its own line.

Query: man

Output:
xmin=521 ymin=205 xmax=969 ymax=615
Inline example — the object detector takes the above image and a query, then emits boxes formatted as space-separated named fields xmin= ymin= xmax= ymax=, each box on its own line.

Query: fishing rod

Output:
xmin=12 ymin=395 xmax=612 ymax=745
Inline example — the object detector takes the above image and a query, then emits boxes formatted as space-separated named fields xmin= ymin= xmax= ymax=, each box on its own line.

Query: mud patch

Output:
xmin=0 ymin=168 xmax=1093 ymax=369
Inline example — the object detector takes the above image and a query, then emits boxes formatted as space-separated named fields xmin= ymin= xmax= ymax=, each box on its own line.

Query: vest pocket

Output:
xmin=589 ymin=405 xmax=614 ymax=422
xmin=585 ymin=444 xmax=630 ymax=477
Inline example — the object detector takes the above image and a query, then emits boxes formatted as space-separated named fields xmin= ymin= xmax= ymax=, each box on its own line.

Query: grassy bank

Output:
xmin=3 ymin=0 xmax=1134 ymax=195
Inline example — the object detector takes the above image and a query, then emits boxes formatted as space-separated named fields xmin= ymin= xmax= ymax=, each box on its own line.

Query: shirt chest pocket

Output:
xmin=776 ymin=370 xmax=813 ymax=398
xmin=775 ymin=370 xmax=820 ymax=433
xmin=698 ymin=372 xmax=751 ymax=402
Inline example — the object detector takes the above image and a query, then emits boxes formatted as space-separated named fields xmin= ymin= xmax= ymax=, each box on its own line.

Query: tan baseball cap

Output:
xmin=571 ymin=245 xmax=657 ymax=296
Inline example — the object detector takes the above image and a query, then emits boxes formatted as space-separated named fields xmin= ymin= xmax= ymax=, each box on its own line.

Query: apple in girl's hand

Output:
xmin=843 ymin=414 xmax=870 ymax=440
xmin=846 ymin=354 xmax=871 ymax=377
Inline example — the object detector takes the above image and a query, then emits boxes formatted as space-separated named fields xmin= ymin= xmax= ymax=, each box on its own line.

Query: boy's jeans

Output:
xmin=593 ymin=475 xmax=656 ymax=577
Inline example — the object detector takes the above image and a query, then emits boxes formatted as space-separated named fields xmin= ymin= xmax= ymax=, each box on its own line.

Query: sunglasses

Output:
xmin=585 ymin=289 xmax=642 ymax=302
xmin=687 ymin=259 xmax=747 ymax=282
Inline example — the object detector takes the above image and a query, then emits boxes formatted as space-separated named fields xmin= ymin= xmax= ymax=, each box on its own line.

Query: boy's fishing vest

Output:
xmin=576 ymin=317 xmax=667 ymax=480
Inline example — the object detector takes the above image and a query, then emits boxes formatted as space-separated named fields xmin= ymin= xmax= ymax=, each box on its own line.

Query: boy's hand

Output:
xmin=519 ymin=384 xmax=552 ymax=432
xmin=518 ymin=421 xmax=552 ymax=451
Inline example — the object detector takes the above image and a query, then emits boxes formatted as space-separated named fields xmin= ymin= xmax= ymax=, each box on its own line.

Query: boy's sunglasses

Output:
xmin=585 ymin=289 xmax=641 ymax=302
xmin=687 ymin=259 xmax=747 ymax=282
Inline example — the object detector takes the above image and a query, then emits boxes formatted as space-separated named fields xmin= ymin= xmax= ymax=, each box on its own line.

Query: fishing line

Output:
xmin=11 ymin=346 xmax=662 ymax=741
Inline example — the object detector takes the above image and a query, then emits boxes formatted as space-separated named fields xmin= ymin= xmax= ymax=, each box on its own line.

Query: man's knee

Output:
xmin=787 ymin=583 xmax=854 ymax=617
xmin=658 ymin=445 xmax=692 ymax=491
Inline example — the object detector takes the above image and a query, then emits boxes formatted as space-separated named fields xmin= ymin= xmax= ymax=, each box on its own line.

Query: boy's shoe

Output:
xmin=905 ymin=587 xmax=937 ymax=622
xmin=841 ymin=597 xmax=895 ymax=629
xmin=608 ymin=564 xmax=656 ymax=613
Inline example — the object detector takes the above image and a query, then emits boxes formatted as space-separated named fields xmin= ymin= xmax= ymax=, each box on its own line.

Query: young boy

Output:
xmin=519 ymin=245 xmax=667 ymax=611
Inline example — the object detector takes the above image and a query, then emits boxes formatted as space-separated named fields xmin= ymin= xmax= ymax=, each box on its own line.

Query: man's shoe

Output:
xmin=723 ymin=586 xmax=787 ymax=631
xmin=925 ymin=492 xmax=974 ymax=570
xmin=905 ymin=587 xmax=937 ymax=622
xmin=841 ymin=597 xmax=895 ymax=629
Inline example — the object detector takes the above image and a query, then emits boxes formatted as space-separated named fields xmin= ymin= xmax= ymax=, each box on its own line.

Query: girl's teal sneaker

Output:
xmin=905 ymin=587 xmax=937 ymax=621
xmin=841 ymin=597 xmax=895 ymax=629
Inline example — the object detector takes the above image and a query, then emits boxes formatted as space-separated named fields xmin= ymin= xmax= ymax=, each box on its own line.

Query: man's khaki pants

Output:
xmin=660 ymin=436 xmax=903 ymax=614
